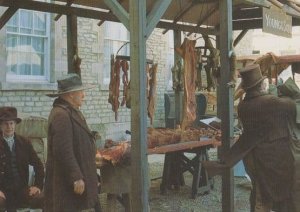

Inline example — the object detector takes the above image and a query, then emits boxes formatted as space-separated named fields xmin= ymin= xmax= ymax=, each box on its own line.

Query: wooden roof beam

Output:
xmin=103 ymin=0 xmax=129 ymax=29
xmin=162 ymin=0 xmax=198 ymax=34
xmin=157 ymin=20 xmax=218 ymax=35
xmin=0 ymin=6 xmax=17 ymax=30
xmin=233 ymin=7 xmax=262 ymax=20
xmin=187 ymin=4 xmax=218 ymax=36
xmin=267 ymin=0 xmax=284 ymax=8
xmin=233 ymin=18 xmax=263 ymax=30
xmin=233 ymin=29 xmax=248 ymax=47
xmin=97 ymin=0 xmax=125 ymax=27
xmin=238 ymin=0 xmax=300 ymax=18
xmin=54 ymin=0 xmax=74 ymax=21
xmin=0 ymin=0 xmax=119 ymax=21
xmin=146 ymin=0 xmax=171 ymax=37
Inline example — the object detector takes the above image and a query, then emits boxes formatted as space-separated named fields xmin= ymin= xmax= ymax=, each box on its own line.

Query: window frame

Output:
xmin=5 ymin=9 xmax=51 ymax=83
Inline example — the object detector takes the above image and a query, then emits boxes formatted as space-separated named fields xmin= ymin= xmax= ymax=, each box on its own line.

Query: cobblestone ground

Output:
xmin=100 ymin=150 xmax=251 ymax=212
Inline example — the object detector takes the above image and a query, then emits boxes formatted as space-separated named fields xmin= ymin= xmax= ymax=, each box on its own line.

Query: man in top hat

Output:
xmin=0 ymin=107 xmax=44 ymax=212
xmin=44 ymin=74 xmax=101 ymax=212
xmin=204 ymin=64 xmax=296 ymax=212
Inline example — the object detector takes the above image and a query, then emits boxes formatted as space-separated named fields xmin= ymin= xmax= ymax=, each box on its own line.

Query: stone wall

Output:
xmin=0 ymin=17 xmax=172 ymax=144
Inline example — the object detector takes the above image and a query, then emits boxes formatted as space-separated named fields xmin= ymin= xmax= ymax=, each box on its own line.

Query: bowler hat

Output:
xmin=0 ymin=107 xmax=22 ymax=123
xmin=46 ymin=74 xmax=95 ymax=97
xmin=240 ymin=64 xmax=266 ymax=90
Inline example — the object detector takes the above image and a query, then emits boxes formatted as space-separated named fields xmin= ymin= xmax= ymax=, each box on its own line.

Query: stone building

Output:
xmin=0 ymin=10 xmax=174 ymax=143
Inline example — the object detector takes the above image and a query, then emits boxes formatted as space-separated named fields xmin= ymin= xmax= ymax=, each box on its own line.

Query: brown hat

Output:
xmin=0 ymin=107 xmax=22 ymax=123
xmin=240 ymin=64 xmax=266 ymax=90
xmin=46 ymin=74 xmax=95 ymax=97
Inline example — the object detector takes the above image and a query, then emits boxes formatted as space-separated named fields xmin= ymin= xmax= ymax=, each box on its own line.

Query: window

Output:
xmin=5 ymin=9 xmax=50 ymax=82
xmin=103 ymin=22 xmax=129 ymax=85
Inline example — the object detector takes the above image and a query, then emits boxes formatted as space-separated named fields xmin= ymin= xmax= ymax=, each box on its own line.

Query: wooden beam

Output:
xmin=0 ymin=0 xmax=118 ymax=21
xmin=233 ymin=19 xmax=263 ymax=30
xmin=233 ymin=29 xmax=248 ymax=47
xmin=238 ymin=0 xmax=300 ymax=18
xmin=162 ymin=0 xmax=197 ymax=34
xmin=173 ymin=29 xmax=183 ymax=130
xmin=146 ymin=0 xmax=171 ymax=37
xmin=157 ymin=21 xmax=218 ymax=35
xmin=54 ymin=0 xmax=74 ymax=21
xmin=219 ymin=0 xmax=234 ymax=211
xmin=0 ymin=6 xmax=17 ymax=30
xmin=0 ymin=0 xmax=218 ymax=34
xmin=67 ymin=14 xmax=79 ymax=75
xmin=129 ymin=0 xmax=149 ymax=211
xmin=97 ymin=0 xmax=125 ymax=26
xmin=233 ymin=7 xmax=262 ymax=20
xmin=187 ymin=4 xmax=218 ymax=36
xmin=103 ymin=0 xmax=129 ymax=30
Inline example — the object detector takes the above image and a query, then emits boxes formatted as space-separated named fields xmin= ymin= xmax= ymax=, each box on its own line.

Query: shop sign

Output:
xmin=263 ymin=7 xmax=292 ymax=38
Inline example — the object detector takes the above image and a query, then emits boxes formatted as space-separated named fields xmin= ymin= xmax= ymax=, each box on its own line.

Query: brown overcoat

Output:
xmin=0 ymin=134 xmax=44 ymax=192
xmin=238 ymin=93 xmax=295 ymax=203
xmin=44 ymin=98 xmax=99 ymax=212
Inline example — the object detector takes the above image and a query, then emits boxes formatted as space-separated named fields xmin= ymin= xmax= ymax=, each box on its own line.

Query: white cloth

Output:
xmin=3 ymin=136 xmax=14 ymax=151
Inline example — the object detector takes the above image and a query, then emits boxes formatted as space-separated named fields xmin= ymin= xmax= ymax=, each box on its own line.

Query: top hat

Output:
xmin=46 ymin=74 xmax=95 ymax=97
xmin=0 ymin=107 xmax=22 ymax=123
xmin=240 ymin=64 xmax=266 ymax=90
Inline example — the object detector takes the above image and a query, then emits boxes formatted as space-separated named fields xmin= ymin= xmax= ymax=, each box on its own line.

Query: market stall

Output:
xmin=1 ymin=0 xmax=300 ymax=211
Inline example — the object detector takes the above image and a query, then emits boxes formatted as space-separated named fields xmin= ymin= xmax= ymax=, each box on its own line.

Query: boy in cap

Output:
xmin=0 ymin=107 xmax=44 ymax=212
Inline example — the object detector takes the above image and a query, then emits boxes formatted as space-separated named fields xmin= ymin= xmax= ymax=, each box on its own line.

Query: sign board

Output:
xmin=263 ymin=7 xmax=292 ymax=38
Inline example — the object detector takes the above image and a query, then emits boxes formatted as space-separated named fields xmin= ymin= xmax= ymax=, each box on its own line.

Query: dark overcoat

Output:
xmin=0 ymin=134 xmax=44 ymax=193
xmin=238 ymin=93 xmax=295 ymax=203
xmin=44 ymin=98 xmax=99 ymax=212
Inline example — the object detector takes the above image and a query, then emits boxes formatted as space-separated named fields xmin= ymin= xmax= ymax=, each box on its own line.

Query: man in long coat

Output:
xmin=44 ymin=74 xmax=101 ymax=212
xmin=238 ymin=64 xmax=295 ymax=211
xmin=204 ymin=64 xmax=296 ymax=212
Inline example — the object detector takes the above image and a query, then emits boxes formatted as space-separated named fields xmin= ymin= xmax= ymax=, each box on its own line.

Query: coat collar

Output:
xmin=244 ymin=91 xmax=268 ymax=101
xmin=53 ymin=98 xmax=93 ymax=138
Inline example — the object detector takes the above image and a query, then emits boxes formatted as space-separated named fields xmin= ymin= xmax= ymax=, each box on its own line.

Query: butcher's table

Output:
xmin=148 ymin=138 xmax=220 ymax=199
xmin=98 ymin=138 xmax=220 ymax=211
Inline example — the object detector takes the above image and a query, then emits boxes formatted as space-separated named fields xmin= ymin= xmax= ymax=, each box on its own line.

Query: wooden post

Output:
xmin=66 ymin=14 xmax=80 ymax=76
xmin=219 ymin=0 xmax=234 ymax=211
xmin=129 ymin=0 xmax=149 ymax=211
xmin=173 ymin=30 xmax=182 ymax=126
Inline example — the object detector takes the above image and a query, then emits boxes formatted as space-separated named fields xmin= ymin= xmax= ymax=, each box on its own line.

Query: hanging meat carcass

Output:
xmin=203 ymin=35 xmax=219 ymax=92
xmin=108 ymin=55 xmax=121 ymax=121
xmin=120 ymin=60 xmax=129 ymax=106
xmin=147 ymin=64 xmax=158 ymax=125
xmin=175 ymin=38 xmax=197 ymax=130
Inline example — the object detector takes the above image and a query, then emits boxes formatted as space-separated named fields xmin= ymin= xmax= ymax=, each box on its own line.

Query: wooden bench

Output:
xmin=148 ymin=139 xmax=220 ymax=199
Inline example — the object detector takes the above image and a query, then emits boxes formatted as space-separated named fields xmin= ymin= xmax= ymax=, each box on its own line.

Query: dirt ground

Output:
xmin=99 ymin=151 xmax=252 ymax=212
